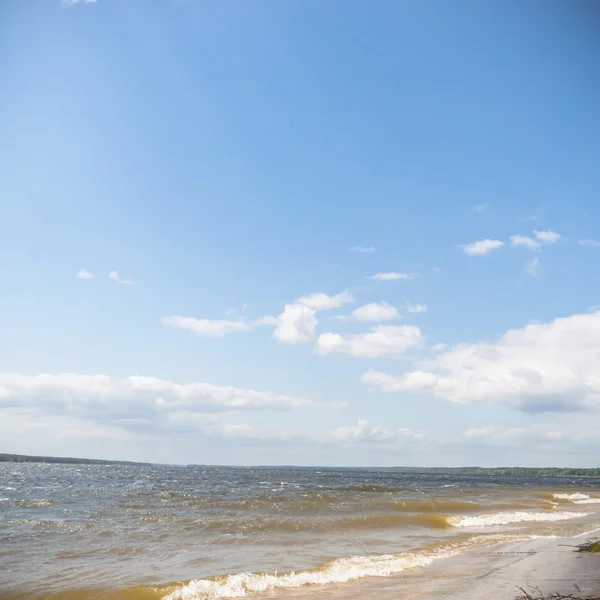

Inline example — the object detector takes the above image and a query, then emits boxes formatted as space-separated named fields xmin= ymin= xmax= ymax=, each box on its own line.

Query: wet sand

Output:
xmin=308 ymin=532 xmax=600 ymax=600
xmin=415 ymin=534 xmax=600 ymax=599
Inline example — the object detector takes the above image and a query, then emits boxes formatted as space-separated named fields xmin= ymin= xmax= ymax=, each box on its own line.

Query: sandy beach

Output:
xmin=307 ymin=532 xmax=600 ymax=600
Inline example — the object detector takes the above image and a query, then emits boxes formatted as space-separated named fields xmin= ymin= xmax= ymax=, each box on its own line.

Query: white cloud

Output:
xmin=407 ymin=304 xmax=427 ymax=313
xmin=272 ymin=303 xmax=318 ymax=344
xmin=348 ymin=246 xmax=376 ymax=253
xmin=534 ymin=230 xmax=561 ymax=244
xmin=0 ymin=372 xmax=317 ymax=413
xmin=579 ymin=239 xmax=600 ymax=248
xmin=524 ymin=256 xmax=540 ymax=277
xmin=369 ymin=272 xmax=416 ymax=281
xmin=76 ymin=269 xmax=93 ymax=280
xmin=194 ymin=419 xmax=423 ymax=446
xmin=460 ymin=424 xmax=592 ymax=447
xmin=261 ymin=291 xmax=353 ymax=344
xmin=62 ymin=0 xmax=96 ymax=6
xmin=325 ymin=421 xmax=423 ymax=444
xmin=351 ymin=302 xmax=399 ymax=322
xmin=0 ymin=408 xmax=146 ymax=443
xmin=459 ymin=239 xmax=504 ymax=256
xmin=108 ymin=271 xmax=135 ymax=285
xmin=297 ymin=291 xmax=354 ymax=311
xmin=463 ymin=426 xmax=527 ymax=441
xmin=316 ymin=325 xmax=423 ymax=358
xmin=327 ymin=420 xmax=395 ymax=443
xmin=474 ymin=203 xmax=490 ymax=213
xmin=509 ymin=235 xmax=541 ymax=250
xmin=162 ymin=316 xmax=251 ymax=338
xmin=361 ymin=310 xmax=600 ymax=413
xmin=432 ymin=343 xmax=447 ymax=352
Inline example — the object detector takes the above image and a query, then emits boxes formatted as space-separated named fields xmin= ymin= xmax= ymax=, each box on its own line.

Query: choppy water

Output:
xmin=1 ymin=463 xmax=599 ymax=600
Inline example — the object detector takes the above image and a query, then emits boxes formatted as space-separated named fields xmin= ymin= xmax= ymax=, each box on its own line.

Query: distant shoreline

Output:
xmin=1 ymin=453 xmax=599 ymax=477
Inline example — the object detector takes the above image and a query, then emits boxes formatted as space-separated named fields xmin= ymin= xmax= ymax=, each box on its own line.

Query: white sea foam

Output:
xmin=553 ymin=493 xmax=600 ymax=504
xmin=452 ymin=511 xmax=588 ymax=528
xmin=554 ymin=493 xmax=590 ymax=501
xmin=163 ymin=532 xmax=569 ymax=600
xmin=164 ymin=550 xmax=455 ymax=600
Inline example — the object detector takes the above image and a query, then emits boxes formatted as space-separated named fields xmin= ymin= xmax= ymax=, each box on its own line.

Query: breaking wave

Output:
xmin=451 ymin=511 xmax=589 ymax=528
xmin=163 ymin=548 xmax=454 ymax=599
xmin=553 ymin=493 xmax=600 ymax=505
xmin=162 ymin=533 xmax=546 ymax=600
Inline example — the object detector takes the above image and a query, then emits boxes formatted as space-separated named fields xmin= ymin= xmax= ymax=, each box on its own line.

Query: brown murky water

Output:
xmin=1 ymin=463 xmax=599 ymax=600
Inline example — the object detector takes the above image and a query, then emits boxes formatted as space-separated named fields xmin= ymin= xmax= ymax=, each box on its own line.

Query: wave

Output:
xmin=553 ymin=493 xmax=600 ymax=505
xmin=190 ymin=505 xmax=593 ymax=535
xmin=451 ymin=511 xmax=589 ymax=528
xmin=162 ymin=533 xmax=544 ymax=600
xmin=2 ymin=498 xmax=55 ymax=508
xmin=339 ymin=484 xmax=402 ymax=493
xmin=340 ymin=513 xmax=453 ymax=530
xmin=554 ymin=493 xmax=590 ymax=501
xmin=163 ymin=549 xmax=454 ymax=600
xmin=380 ymin=500 xmax=530 ymax=513
xmin=201 ymin=512 xmax=455 ymax=534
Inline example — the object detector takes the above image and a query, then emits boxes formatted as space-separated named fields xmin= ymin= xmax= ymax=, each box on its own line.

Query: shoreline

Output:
xmin=314 ymin=531 xmax=600 ymax=600
xmin=157 ymin=529 xmax=600 ymax=600
xmin=1 ymin=532 xmax=599 ymax=600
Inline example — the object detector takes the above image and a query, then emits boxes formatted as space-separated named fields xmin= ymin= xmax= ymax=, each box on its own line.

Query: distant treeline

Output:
xmin=389 ymin=466 xmax=600 ymax=477
xmin=1 ymin=454 xmax=598 ymax=477
xmin=0 ymin=453 xmax=150 ymax=466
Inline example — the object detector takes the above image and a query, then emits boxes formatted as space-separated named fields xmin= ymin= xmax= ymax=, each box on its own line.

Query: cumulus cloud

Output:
xmin=316 ymin=325 xmax=423 ymax=358
xmin=534 ymin=230 xmax=561 ymax=244
xmin=369 ymin=272 xmax=416 ymax=281
xmin=348 ymin=246 xmax=376 ymax=253
xmin=167 ymin=291 xmax=353 ymax=345
xmin=271 ymin=303 xmax=318 ymax=344
xmin=509 ymin=235 xmax=541 ymax=250
xmin=191 ymin=419 xmax=424 ymax=446
xmin=459 ymin=239 xmax=504 ymax=256
xmin=524 ymin=256 xmax=540 ymax=277
xmin=108 ymin=271 xmax=135 ymax=285
xmin=361 ymin=311 xmax=600 ymax=413
xmin=327 ymin=420 xmax=424 ymax=443
xmin=327 ymin=420 xmax=394 ymax=442
xmin=579 ymin=239 xmax=600 ymax=248
xmin=262 ymin=291 xmax=353 ymax=344
xmin=297 ymin=290 xmax=354 ymax=311
xmin=162 ymin=316 xmax=251 ymax=338
xmin=351 ymin=302 xmax=399 ymax=322
xmin=76 ymin=269 xmax=93 ymax=279
xmin=0 ymin=372 xmax=319 ymax=415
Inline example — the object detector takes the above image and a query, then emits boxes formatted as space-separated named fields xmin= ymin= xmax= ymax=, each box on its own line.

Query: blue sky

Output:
xmin=1 ymin=0 xmax=599 ymax=466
